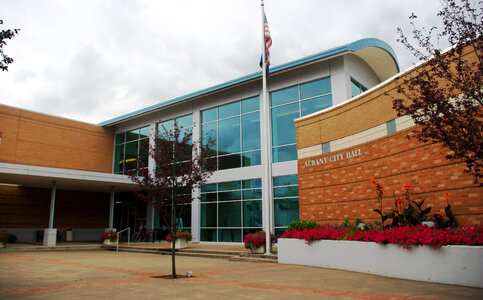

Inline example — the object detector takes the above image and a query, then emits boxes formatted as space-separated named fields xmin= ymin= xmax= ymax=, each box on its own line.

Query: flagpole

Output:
xmin=261 ymin=0 xmax=273 ymax=255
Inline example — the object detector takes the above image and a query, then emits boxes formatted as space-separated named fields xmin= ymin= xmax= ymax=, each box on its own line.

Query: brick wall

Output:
xmin=0 ymin=105 xmax=114 ymax=172
xmin=298 ymin=129 xmax=482 ymax=226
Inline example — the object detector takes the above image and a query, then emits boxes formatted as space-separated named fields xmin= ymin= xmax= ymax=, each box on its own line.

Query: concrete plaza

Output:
xmin=0 ymin=249 xmax=482 ymax=299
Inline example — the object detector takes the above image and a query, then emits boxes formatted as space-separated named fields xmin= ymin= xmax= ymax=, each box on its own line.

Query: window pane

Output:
xmin=271 ymin=103 xmax=299 ymax=147
xmin=301 ymin=94 xmax=332 ymax=116
xmin=387 ymin=119 xmax=396 ymax=135
xmin=219 ymin=117 xmax=240 ymax=154
xmin=271 ymin=86 xmax=298 ymax=107
xmin=201 ymin=229 xmax=217 ymax=241
xmin=201 ymin=183 xmax=217 ymax=193
xmin=202 ymin=108 xmax=217 ymax=123
xmin=273 ymin=144 xmax=297 ymax=163
xmin=139 ymin=138 xmax=149 ymax=166
xmin=219 ymin=102 xmax=240 ymax=119
xmin=274 ymin=186 xmax=299 ymax=198
xmin=115 ymin=133 xmax=125 ymax=145
xmin=126 ymin=129 xmax=139 ymax=142
xmin=300 ymin=78 xmax=331 ymax=99
xmin=241 ymin=96 xmax=259 ymax=113
xmin=202 ymin=122 xmax=217 ymax=155
xmin=219 ymin=191 xmax=241 ymax=201
xmin=242 ymin=150 xmax=261 ymax=167
xmin=351 ymin=80 xmax=361 ymax=97
xmin=201 ymin=203 xmax=217 ymax=227
xmin=219 ymin=181 xmax=241 ymax=191
xmin=274 ymin=198 xmax=299 ymax=227
xmin=219 ymin=154 xmax=241 ymax=170
xmin=243 ymin=200 xmax=262 ymax=227
xmin=273 ymin=175 xmax=298 ymax=186
xmin=158 ymin=120 xmax=174 ymax=134
xmin=177 ymin=203 xmax=191 ymax=228
xmin=177 ymin=114 xmax=193 ymax=129
xmin=218 ymin=229 xmax=242 ymax=242
xmin=114 ymin=144 xmax=124 ymax=174
xmin=139 ymin=126 xmax=150 ymax=139
xmin=242 ymin=179 xmax=261 ymax=189
xmin=201 ymin=192 xmax=217 ymax=202
xmin=124 ymin=141 xmax=138 ymax=170
xmin=241 ymin=112 xmax=260 ymax=151
xmin=218 ymin=202 xmax=241 ymax=227
xmin=242 ymin=189 xmax=262 ymax=200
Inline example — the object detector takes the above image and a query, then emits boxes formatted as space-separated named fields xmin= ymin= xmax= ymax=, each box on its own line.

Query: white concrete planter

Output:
xmin=171 ymin=239 xmax=189 ymax=249
xmin=250 ymin=245 xmax=266 ymax=254
xmin=278 ymin=238 xmax=483 ymax=288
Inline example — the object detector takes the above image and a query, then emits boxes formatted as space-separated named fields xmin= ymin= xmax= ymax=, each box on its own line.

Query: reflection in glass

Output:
xmin=271 ymin=103 xmax=299 ymax=147
xmin=242 ymin=112 xmax=260 ymax=151
xmin=243 ymin=200 xmax=262 ymax=227
xmin=218 ymin=202 xmax=241 ymax=227
xmin=274 ymin=198 xmax=299 ymax=227
xmin=219 ymin=117 xmax=240 ymax=154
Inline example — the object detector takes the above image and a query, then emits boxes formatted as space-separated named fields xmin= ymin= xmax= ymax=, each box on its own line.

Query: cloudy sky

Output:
xmin=1 ymin=0 xmax=451 ymax=125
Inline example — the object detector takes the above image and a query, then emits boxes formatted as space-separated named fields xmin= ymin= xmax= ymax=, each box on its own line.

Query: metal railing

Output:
xmin=116 ymin=227 xmax=130 ymax=252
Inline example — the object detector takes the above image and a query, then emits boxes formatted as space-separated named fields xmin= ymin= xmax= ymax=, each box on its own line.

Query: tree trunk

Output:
xmin=171 ymin=196 xmax=177 ymax=278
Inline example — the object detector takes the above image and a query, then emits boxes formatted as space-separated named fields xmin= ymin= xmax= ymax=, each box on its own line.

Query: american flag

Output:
xmin=263 ymin=12 xmax=272 ymax=66
xmin=260 ymin=11 xmax=272 ymax=76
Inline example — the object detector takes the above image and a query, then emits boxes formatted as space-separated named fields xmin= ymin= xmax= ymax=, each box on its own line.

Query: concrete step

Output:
xmin=229 ymin=256 xmax=278 ymax=264
xmin=1 ymin=245 xmax=104 ymax=252
xmin=107 ymin=245 xmax=278 ymax=263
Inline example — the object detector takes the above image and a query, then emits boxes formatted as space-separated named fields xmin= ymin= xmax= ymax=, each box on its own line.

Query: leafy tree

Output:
xmin=0 ymin=19 xmax=20 ymax=71
xmin=393 ymin=0 xmax=482 ymax=184
xmin=128 ymin=121 xmax=214 ymax=278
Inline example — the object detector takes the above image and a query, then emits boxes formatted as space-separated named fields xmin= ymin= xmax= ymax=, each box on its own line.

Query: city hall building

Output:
xmin=1 ymin=38 xmax=480 ymax=245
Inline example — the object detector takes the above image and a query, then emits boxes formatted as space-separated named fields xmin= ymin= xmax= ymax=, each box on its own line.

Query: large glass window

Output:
xmin=113 ymin=126 xmax=150 ymax=175
xmin=271 ymin=77 xmax=332 ymax=162
xmin=273 ymin=175 xmax=299 ymax=236
xmin=201 ymin=96 xmax=261 ymax=170
xmin=200 ymin=179 xmax=262 ymax=242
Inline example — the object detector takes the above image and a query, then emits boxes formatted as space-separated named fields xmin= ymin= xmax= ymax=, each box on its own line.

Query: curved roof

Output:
xmin=99 ymin=38 xmax=399 ymax=126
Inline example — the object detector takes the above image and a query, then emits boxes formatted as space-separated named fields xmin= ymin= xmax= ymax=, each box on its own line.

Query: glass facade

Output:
xmin=200 ymin=179 xmax=262 ymax=242
xmin=350 ymin=78 xmax=368 ymax=97
xmin=157 ymin=114 xmax=193 ymax=175
xmin=113 ymin=126 xmax=150 ymax=174
xmin=271 ymin=77 xmax=332 ymax=162
xmin=201 ymin=96 xmax=261 ymax=171
xmin=273 ymin=175 xmax=299 ymax=236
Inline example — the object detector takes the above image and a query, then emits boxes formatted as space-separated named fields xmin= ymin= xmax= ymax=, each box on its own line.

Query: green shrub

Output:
xmin=287 ymin=220 xmax=320 ymax=231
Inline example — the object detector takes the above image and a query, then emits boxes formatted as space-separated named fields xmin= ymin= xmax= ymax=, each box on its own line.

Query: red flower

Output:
xmin=404 ymin=183 xmax=410 ymax=190
xmin=444 ymin=193 xmax=451 ymax=200
xmin=376 ymin=183 xmax=383 ymax=191
xmin=371 ymin=177 xmax=378 ymax=185
xmin=396 ymin=197 xmax=404 ymax=207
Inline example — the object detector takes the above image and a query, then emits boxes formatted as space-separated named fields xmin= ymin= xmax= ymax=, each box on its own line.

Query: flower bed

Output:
xmin=279 ymin=225 xmax=483 ymax=288
xmin=281 ymin=225 xmax=483 ymax=249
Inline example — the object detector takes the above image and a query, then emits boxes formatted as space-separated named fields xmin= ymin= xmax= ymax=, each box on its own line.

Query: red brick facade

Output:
xmin=298 ymin=129 xmax=482 ymax=226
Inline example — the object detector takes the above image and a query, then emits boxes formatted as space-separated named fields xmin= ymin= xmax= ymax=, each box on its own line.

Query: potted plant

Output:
xmin=244 ymin=231 xmax=276 ymax=254
xmin=0 ymin=230 xmax=9 ymax=248
xmin=100 ymin=230 xmax=117 ymax=245
xmin=166 ymin=231 xmax=192 ymax=249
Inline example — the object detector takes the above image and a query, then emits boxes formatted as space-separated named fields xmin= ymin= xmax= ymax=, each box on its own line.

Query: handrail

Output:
xmin=116 ymin=227 xmax=130 ymax=252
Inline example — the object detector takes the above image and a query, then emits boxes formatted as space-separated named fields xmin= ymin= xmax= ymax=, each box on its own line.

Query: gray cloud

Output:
xmin=0 ymin=0 xmax=449 ymax=124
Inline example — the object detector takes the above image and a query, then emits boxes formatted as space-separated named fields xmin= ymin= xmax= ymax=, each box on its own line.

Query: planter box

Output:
xmin=171 ymin=239 xmax=189 ymax=249
xmin=278 ymin=238 xmax=483 ymax=288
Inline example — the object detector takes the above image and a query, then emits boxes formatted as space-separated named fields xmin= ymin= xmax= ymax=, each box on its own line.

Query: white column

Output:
xmin=44 ymin=181 xmax=57 ymax=246
xmin=191 ymin=104 xmax=201 ymax=242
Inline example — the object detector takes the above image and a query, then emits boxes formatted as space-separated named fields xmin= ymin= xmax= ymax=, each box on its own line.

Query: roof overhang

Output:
xmin=0 ymin=163 xmax=139 ymax=193
xmin=98 ymin=38 xmax=399 ymax=127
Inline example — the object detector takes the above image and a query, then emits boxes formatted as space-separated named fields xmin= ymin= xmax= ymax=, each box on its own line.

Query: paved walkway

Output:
xmin=0 ymin=250 xmax=481 ymax=299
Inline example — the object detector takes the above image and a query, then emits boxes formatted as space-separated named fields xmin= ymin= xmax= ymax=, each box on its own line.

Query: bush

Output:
xmin=287 ymin=220 xmax=320 ymax=232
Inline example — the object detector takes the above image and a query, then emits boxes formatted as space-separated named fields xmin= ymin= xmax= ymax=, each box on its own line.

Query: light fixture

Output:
xmin=0 ymin=183 xmax=22 ymax=187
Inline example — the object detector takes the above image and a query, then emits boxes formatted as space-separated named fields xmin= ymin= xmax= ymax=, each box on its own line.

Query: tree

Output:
xmin=393 ymin=0 xmax=482 ymax=184
xmin=128 ymin=121 xmax=214 ymax=278
xmin=0 ymin=19 xmax=20 ymax=71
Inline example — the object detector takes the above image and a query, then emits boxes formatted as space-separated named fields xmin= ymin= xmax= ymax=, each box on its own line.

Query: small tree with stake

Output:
xmin=128 ymin=121 xmax=214 ymax=278
xmin=394 ymin=0 xmax=482 ymax=184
